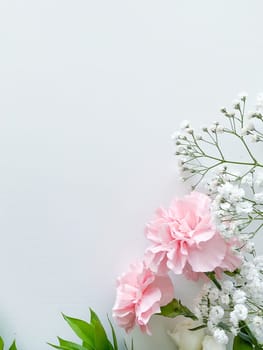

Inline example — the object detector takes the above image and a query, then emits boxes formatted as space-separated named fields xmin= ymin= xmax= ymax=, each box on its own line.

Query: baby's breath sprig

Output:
xmin=172 ymin=93 xmax=263 ymax=190
xmin=173 ymin=94 xmax=263 ymax=241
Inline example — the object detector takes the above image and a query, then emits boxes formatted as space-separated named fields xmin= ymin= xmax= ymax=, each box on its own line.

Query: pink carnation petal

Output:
xmin=187 ymin=233 xmax=227 ymax=272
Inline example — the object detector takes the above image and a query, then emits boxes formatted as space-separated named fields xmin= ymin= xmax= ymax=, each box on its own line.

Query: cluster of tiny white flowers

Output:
xmin=239 ymin=257 xmax=263 ymax=304
xmin=194 ymin=256 xmax=263 ymax=344
xmin=204 ymin=166 xmax=263 ymax=244
xmin=173 ymin=94 xmax=263 ymax=348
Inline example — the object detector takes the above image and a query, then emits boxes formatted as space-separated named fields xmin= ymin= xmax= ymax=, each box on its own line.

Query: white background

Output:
xmin=0 ymin=1 xmax=262 ymax=349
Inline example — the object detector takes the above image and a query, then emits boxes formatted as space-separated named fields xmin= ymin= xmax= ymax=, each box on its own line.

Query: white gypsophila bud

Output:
xmin=216 ymin=125 xmax=224 ymax=133
xmin=209 ymin=288 xmax=219 ymax=302
xmin=209 ymin=306 xmax=224 ymax=322
xmin=215 ymin=165 xmax=226 ymax=175
xmin=247 ymin=111 xmax=256 ymax=119
xmin=195 ymin=134 xmax=202 ymax=140
xmin=232 ymin=99 xmax=241 ymax=109
xmin=177 ymin=145 xmax=187 ymax=153
xmin=213 ymin=328 xmax=229 ymax=345
xmin=238 ymin=91 xmax=248 ymax=100
xmin=233 ymin=290 xmax=246 ymax=304
xmin=209 ymin=125 xmax=217 ymax=133
xmin=222 ymin=280 xmax=234 ymax=293
xmin=230 ymin=311 xmax=239 ymax=327
xmin=232 ymin=304 xmax=248 ymax=321
xmin=241 ymin=127 xmax=250 ymax=136
xmin=246 ymin=121 xmax=255 ymax=131
xmin=180 ymin=120 xmax=190 ymax=130
xmin=220 ymin=202 xmax=231 ymax=211
xmin=219 ymin=293 xmax=230 ymax=305
xmin=243 ymin=241 xmax=255 ymax=254
xmin=202 ymin=125 xmax=208 ymax=132
xmin=251 ymin=134 xmax=260 ymax=143
xmin=186 ymin=127 xmax=194 ymax=134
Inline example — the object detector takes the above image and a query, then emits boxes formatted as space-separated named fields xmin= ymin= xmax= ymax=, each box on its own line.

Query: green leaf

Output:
xmin=107 ymin=316 xmax=118 ymax=350
xmin=0 ymin=337 xmax=4 ymax=350
xmin=93 ymin=319 xmax=111 ymax=350
xmin=62 ymin=314 xmax=95 ymax=349
xmin=87 ymin=309 xmax=112 ymax=350
xmin=233 ymin=335 xmax=253 ymax=350
xmin=158 ymin=298 xmax=197 ymax=320
xmin=48 ymin=343 xmax=77 ymax=350
xmin=89 ymin=309 xmax=100 ymax=325
xmin=224 ymin=269 xmax=240 ymax=277
xmin=205 ymin=272 xmax=222 ymax=290
xmin=58 ymin=337 xmax=89 ymax=350
xmin=9 ymin=341 xmax=17 ymax=350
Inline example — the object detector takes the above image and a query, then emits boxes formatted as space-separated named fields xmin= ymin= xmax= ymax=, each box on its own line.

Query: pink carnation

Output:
xmin=112 ymin=262 xmax=174 ymax=334
xmin=144 ymin=191 xmax=241 ymax=278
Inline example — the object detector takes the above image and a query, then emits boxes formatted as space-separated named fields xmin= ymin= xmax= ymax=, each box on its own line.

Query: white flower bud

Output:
xmin=168 ymin=317 xmax=205 ymax=350
xmin=180 ymin=120 xmax=190 ymax=130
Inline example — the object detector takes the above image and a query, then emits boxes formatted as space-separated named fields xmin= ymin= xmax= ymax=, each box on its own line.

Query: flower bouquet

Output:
xmin=112 ymin=93 xmax=263 ymax=350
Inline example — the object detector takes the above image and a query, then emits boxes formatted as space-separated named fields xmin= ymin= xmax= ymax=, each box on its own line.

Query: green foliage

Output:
xmin=0 ymin=338 xmax=17 ymax=350
xmin=233 ymin=335 xmax=253 ymax=350
xmin=158 ymin=298 xmax=197 ymax=320
xmin=48 ymin=309 xmax=129 ymax=350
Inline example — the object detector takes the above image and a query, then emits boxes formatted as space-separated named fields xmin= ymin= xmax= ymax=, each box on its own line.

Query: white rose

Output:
xmin=202 ymin=335 xmax=227 ymax=350
xmin=168 ymin=316 xmax=205 ymax=350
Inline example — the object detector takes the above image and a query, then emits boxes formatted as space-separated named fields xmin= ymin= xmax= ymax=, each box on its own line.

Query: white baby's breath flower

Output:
xmin=251 ymin=134 xmax=260 ymax=143
xmin=252 ymin=316 xmax=263 ymax=340
xmin=232 ymin=99 xmax=241 ymax=109
xmin=180 ymin=120 xmax=190 ymax=130
xmin=238 ymin=91 xmax=248 ymax=99
xmin=209 ymin=288 xmax=219 ymax=302
xmin=243 ymin=241 xmax=255 ymax=254
xmin=233 ymin=290 xmax=246 ymax=304
xmin=219 ymin=293 xmax=230 ymax=306
xmin=232 ymin=304 xmax=248 ymax=321
xmin=216 ymin=124 xmax=224 ymax=133
xmin=213 ymin=328 xmax=229 ymax=345
xmin=202 ymin=335 xmax=227 ymax=350
xmin=220 ymin=202 xmax=231 ymax=210
xmin=209 ymin=306 xmax=224 ymax=322
xmin=222 ymin=280 xmax=234 ymax=293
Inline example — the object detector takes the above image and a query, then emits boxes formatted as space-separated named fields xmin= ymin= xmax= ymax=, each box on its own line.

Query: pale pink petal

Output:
xmin=187 ymin=233 xmax=226 ymax=272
